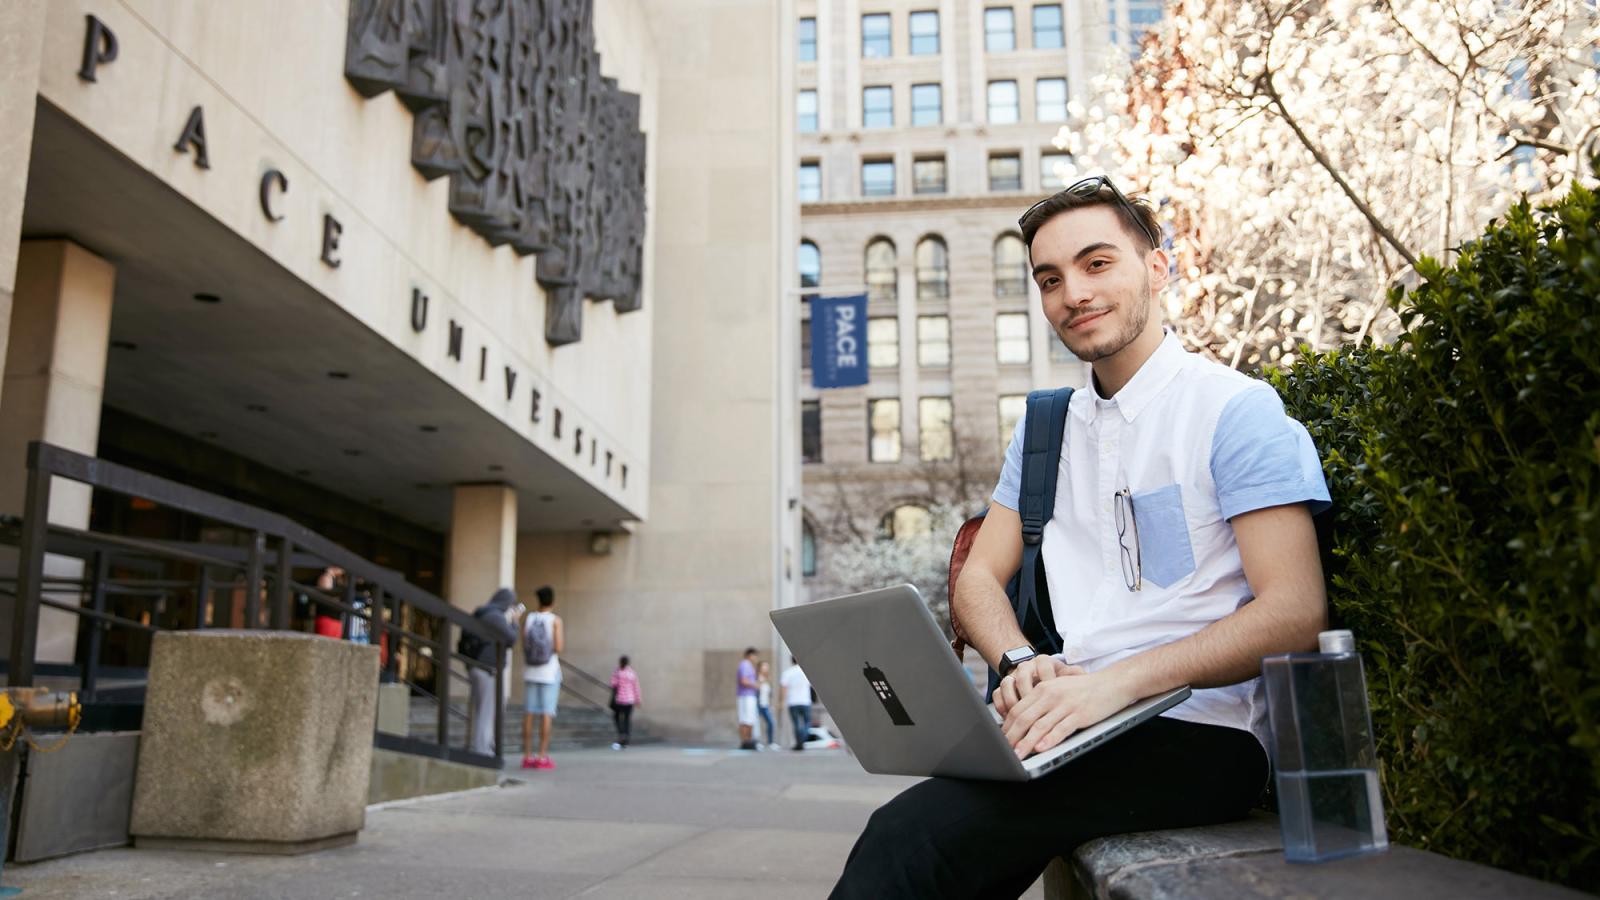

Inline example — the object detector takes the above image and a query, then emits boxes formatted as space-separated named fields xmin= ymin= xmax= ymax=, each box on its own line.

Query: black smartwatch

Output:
xmin=997 ymin=646 xmax=1037 ymax=677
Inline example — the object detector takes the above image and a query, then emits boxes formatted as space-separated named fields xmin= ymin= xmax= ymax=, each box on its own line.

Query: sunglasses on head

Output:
xmin=1019 ymin=175 xmax=1161 ymax=250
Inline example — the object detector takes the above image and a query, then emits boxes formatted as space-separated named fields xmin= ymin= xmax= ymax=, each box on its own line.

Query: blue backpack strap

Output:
xmin=1014 ymin=387 xmax=1073 ymax=654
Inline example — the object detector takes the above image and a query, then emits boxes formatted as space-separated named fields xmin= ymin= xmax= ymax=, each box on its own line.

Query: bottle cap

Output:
xmin=1318 ymin=629 xmax=1355 ymax=654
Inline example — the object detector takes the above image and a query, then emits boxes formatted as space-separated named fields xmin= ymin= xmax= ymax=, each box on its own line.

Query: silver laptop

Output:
xmin=770 ymin=584 xmax=1190 ymax=782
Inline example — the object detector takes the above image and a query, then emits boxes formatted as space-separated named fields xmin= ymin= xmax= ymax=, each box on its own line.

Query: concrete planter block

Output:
xmin=129 ymin=631 xmax=380 ymax=854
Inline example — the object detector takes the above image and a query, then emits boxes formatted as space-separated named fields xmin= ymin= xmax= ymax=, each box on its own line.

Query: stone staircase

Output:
xmin=406 ymin=695 xmax=659 ymax=754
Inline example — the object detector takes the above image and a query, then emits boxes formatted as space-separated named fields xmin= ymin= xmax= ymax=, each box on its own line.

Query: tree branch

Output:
xmin=1256 ymin=69 xmax=1421 ymax=271
xmin=1496 ymin=135 xmax=1576 ymax=159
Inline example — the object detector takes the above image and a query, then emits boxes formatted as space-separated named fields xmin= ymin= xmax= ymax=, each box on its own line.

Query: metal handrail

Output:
xmin=554 ymin=659 xmax=615 ymax=712
xmin=3 ymin=441 xmax=509 ymax=768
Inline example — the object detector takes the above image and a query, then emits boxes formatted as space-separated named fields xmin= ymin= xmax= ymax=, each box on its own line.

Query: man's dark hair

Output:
xmin=744 ymin=647 xmax=758 ymax=657
xmin=1019 ymin=184 xmax=1160 ymax=255
xmin=619 ymin=655 xmax=630 ymax=667
xmin=536 ymin=585 xmax=555 ymax=608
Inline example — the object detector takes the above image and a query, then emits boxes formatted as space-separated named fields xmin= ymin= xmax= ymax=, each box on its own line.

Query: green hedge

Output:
xmin=1269 ymin=178 xmax=1599 ymax=889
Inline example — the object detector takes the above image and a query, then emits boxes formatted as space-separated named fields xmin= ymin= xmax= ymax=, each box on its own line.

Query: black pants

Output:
xmin=830 ymin=717 xmax=1267 ymax=900
xmin=613 ymin=704 xmax=634 ymax=744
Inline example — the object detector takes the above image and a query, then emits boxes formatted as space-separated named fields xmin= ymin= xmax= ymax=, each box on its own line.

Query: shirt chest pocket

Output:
xmin=1133 ymin=483 xmax=1197 ymax=588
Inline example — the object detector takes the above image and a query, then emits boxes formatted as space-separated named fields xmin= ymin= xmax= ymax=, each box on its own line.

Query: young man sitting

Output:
xmin=828 ymin=177 xmax=1331 ymax=899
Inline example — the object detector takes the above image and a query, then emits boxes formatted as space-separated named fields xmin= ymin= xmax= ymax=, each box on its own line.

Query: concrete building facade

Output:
xmin=0 ymin=0 xmax=797 ymax=742
xmin=794 ymin=0 xmax=1159 ymax=597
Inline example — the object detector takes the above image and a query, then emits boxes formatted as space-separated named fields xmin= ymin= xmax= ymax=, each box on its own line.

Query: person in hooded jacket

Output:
xmin=465 ymin=587 xmax=520 ymax=756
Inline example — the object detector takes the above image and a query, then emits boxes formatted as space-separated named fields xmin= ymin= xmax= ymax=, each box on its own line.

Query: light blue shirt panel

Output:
xmin=1209 ymin=386 xmax=1332 ymax=521
xmin=991 ymin=415 xmax=1028 ymax=510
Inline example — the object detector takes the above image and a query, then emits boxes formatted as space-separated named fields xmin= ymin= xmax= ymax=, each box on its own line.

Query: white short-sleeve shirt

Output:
xmin=992 ymin=332 xmax=1330 ymax=748
xmin=781 ymin=665 xmax=813 ymax=707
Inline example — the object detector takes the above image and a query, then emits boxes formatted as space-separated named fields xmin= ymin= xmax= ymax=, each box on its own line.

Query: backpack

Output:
xmin=523 ymin=612 xmax=554 ymax=667
xmin=948 ymin=387 xmax=1074 ymax=700
xmin=457 ymin=629 xmax=486 ymax=662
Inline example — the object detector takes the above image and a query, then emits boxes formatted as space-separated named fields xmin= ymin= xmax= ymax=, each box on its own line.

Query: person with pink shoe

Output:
xmin=520 ymin=586 xmax=564 ymax=770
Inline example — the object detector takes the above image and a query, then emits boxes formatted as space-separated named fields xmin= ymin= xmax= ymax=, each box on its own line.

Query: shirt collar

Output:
xmin=1074 ymin=330 xmax=1187 ymax=425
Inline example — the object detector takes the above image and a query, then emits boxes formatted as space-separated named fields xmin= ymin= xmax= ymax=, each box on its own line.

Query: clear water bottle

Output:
xmin=1261 ymin=629 xmax=1389 ymax=862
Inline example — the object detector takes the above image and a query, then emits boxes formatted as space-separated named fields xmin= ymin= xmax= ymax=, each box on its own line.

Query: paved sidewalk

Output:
xmin=3 ymin=746 xmax=1049 ymax=899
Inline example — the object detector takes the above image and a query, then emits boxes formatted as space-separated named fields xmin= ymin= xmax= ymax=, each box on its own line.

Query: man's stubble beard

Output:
xmin=1054 ymin=268 xmax=1152 ymax=363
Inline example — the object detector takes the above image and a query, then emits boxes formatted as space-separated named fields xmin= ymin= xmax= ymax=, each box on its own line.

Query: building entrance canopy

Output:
xmin=21 ymin=102 xmax=632 ymax=534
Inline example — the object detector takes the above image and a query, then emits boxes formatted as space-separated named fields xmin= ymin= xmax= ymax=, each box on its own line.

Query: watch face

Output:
xmin=1002 ymin=648 xmax=1034 ymax=673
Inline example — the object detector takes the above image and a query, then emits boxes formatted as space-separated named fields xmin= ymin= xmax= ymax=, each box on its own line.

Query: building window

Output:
xmin=996 ymin=312 xmax=1030 ymax=364
xmin=1040 ymin=152 xmax=1071 ymax=190
xmin=802 ymin=401 xmax=821 ymax=463
xmin=798 ymin=89 xmax=818 ymax=132
xmin=913 ymin=157 xmax=947 ymax=194
xmin=868 ymin=317 xmax=900 ymax=369
xmin=799 ymin=161 xmax=821 ymax=202
xmin=1037 ymin=77 xmax=1068 ymax=121
xmin=985 ymin=7 xmax=1016 ymax=52
xmin=866 ymin=238 xmax=898 ymax=303
xmin=801 ymin=519 xmax=817 ymax=576
xmin=911 ymin=83 xmax=942 ymax=126
xmin=909 ymin=10 xmax=940 ymax=55
xmin=919 ymin=397 xmax=954 ymax=461
xmin=918 ymin=315 xmax=951 ymax=367
xmin=862 ymin=159 xmax=895 ymax=197
xmin=881 ymin=504 xmax=931 ymax=541
xmin=916 ymin=236 xmax=949 ymax=300
xmin=1128 ymin=0 xmax=1165 ymax=48
xmin=1050 ymin=335 xmax=1081 ymax=363
xmin=993 ymin=234 xmax=1029 ymax=296
xmin=998 ymin=394 xmax=1027 ymax=452
xmin=799 ymin=240 xmax=821 ymax=288
xmin=863 ymin=85 xmax=893 ymax=128
xmin=989 ymin=153 xmax=1023 ymax=191
xmin=1112 ymin=0 xmax=1165 ymax=52
xmin=987 ymin=80 xmax=1019 ymax=124
xmin=1032 ymin=4 xmax=1064 ymax=49
xmin=862 ymin=13 xmax=892 ymax=58
xmin=869 ymin=399 xmax=902 ymax=462
xmin=799 ymin=17 xmax=818 ymax=62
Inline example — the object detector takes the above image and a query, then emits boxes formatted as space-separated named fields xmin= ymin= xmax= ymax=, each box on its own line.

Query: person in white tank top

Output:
xmin=520 ymin=586 xmax=564 ymax=770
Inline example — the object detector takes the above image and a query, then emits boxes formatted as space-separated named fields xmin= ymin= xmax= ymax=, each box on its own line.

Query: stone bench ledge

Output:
xmin=1046 ymin=812 xmax=1589 ymax=900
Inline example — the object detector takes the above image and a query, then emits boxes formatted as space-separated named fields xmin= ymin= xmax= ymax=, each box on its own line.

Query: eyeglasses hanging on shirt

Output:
xmin=1114 ymin=488 xmax=1142 ymax=592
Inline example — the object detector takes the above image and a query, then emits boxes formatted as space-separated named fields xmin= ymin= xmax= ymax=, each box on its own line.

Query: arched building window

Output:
xmin=799 ymin=240 xmax=821 ymax=289
xmin=801 ymin=519 xmax=817 ymax=577
xmin=916 ymin=236 xmax=949 ymax=301
xmin=993 ymin=233 xmax=1028 ymax=297
xmin=880 ymin=504 xmax=932 ymax=542
xmin=865 ymin=238 xmax=897 ymax=303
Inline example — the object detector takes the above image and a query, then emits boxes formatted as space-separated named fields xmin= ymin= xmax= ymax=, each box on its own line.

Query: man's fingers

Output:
xmin=1003 ymin=697 xmax=1043 ymax=749
xmin=1031 ymin=659 xmax=1064 ymax=683
xmin=1020 ymin=712 xmax=1078 ymax=757
xmin=1016 ymin=665 xmax=1038 ymax=692
xmin=995 ymin=675 xmax=1019 ymax=716
xmin=1012 ymin=699 xmax=1067 ymax=756
xmin=1003 ymin=685 xmax=1051 ymax=746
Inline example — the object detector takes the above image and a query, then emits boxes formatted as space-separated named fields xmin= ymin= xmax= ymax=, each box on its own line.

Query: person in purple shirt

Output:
xmin=736 ymin=647 xmax=760 ymax=750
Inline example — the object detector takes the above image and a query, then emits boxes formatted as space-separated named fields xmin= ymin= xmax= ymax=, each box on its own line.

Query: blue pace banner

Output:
xmin=810 ymin=294 xmax=869 ymax=389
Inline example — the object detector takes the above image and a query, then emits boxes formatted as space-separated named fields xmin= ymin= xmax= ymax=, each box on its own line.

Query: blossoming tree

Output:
xmin=1053 ymin=0 xmax=1600 ymax=368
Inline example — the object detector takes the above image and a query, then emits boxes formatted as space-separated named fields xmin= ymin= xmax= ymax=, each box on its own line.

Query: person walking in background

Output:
xmin=462 ymin=588 xmax=519 ymax=756
xmin=312 ymin=566 xmax=346 ymax=638
xmin=736 ymin=647 xmax=760 ymax=750
xmin=521 ymin=586 xmax=564 ymax=770
xmin=756 ymin=661 xmax=778 ymax=750
xmin=780 ymin=656 xmax=813 ymax=751
xmin=609 ymin=655 xmax=641 ymax=750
